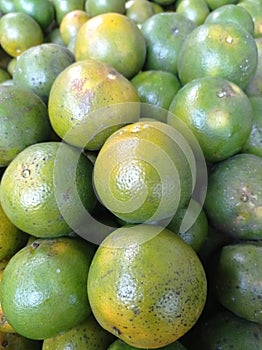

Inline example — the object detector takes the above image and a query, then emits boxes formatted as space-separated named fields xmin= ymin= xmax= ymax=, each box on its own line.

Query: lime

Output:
xmin=42 ymin=314 xmax=115 ymax=350
xmin=59 ymin=10 xmax=89 ymax=46
xmin=0 ymin=85 xmax=52 ymax=167
xmin=0 ymin=12 xmax=44 ymax=57
xmin=140 ymin=12 xmax=196 ymax=75
xmin=0 ymin=236 xmax=96 ymax=339
xmin=177 ymin=22 xmax=258 ymax=90
xmin=0 ymin=141 xmax=97 ymax=238
xmin=13 ymin=43 xmax=75 ymax=103
xmin=0 ymin=203 xmax=28 ymax=262
xmin=85 ymin=0 xmax=126 ymax=17
xmin=242 ymin=96 xmax=262 ymax=156
xmin=204 ymin=4 xmax=254 ymax=35
xmin=48 ymin=59 xmax=140 ymax=151
xmin=168 ymin=76 xmax=253 ymax=162
xmin=13 ymin=0 xmax=55 ymax=30
xmin=93 ymin=120 xmax=196 ymax=224
xmin=216 ymin=241 xmax=262 ymax=323
xmin=75 ymin=13 xmax=146 ymax=79
xmin=87 ymin=224 xmax=207 ymax=348
xmin=176 ymin=0 xmax=210 ymax=26
xmin=204 ymin=153 xmax=262 ymax=240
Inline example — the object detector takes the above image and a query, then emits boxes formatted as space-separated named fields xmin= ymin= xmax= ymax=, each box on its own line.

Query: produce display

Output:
xmin=0 ymin=0 xmax=261 ymax=349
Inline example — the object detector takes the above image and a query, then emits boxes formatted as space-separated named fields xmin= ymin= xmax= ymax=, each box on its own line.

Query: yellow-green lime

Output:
xmin=87 ymin=224 xmax=207 ymax=348
xmin=42 ymin=314 xmax=115 ymax=350
xmin=75 ymin=13 xmax=146 ymax=79
xmin=0 ymin=141 xmax=97 ymax=238
xmin=0 ymin=12 xmax=44 ymax=57
xmin=48 ymin=59 xmax=140 ymax=151
xmin=93 ymin=120 xmax=195 ymax=224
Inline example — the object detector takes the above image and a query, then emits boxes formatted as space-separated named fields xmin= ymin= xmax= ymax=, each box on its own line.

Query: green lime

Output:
xmin=204 ymin=153 xmax=262 ymax=240
xmin=13 ymin=0 xmax=55 ymax=30
xmin=177 ymin=22 xmax=258 ymax=90
xmin=85 ymin=0 xmax=126 ymax=17
xmin=176 ymin=0 xmax=210 ymax=26
xmin=204 ymin=4 xmax=254 ymax=35
xmin=13 ymin=43 xmax=75 ymax=103
xmin=168 ymin=76 xmax=253 ymax=162
xmin=0 ymin=236 xmax=96 ymax=339
xmin=42 ymin=314 xmax=115 ymax=349
xmin=0 ymin=85 xmax=52 ymax=167
xmin=140 ymin=12 xmax=196 ymax=75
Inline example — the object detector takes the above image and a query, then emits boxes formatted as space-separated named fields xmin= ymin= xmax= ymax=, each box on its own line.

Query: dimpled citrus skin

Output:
xmin=0 ymin=142 xmax=96 ymax=238
xmin=0 ymin=236 xmax=96 ymax=340
xmin=87 ymin=225 xmax=207 ymax=349
xmin=48 ymin=59 xmax=140 ymax=151
xmin=177 ymin=22 xmax=258 ymax=90
xmin=93 ymin=120 xmax=193 ymax=224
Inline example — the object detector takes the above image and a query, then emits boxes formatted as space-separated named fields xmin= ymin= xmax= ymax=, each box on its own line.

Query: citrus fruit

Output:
xmin=59 ymin=10 xmax=89 ymax=46
xmin=42 ymin=314 xmax=115 ymax=350
xmin=93 ymin=120 xmax=198 ymax=224
xmin=53 ymin=0 xmax=85 ymax=24
xmin=0 ymin=68 xmax=11 ymax=84
xmin=13 ymin=43 xmax=75 ymax=103
xmin=0 ymin=203 xmax=28 ymax=262
xmin=167 ymin=199 xmax=208 ymax=253
xmin=0 ymin=266 xmax=16 ymax=334
xmin=168 ymin=76 xmax=253 ymax=162
xmin=0 ymin=0 xmax=16 ymax=13
xmin=107 ymin=338 xmax=187 ymax=350
xmin=242 ymin=96 xmax=262 ymax=156
xmin=13 ymin=0 xmax=55 ymax=30
xmin=153 ymin=0 xmax=176 ymax=5
xmin=204 ymin=153 xmax=262 ymax=240
xmin=44 ymin=27 xmax=65 ymax=46
xmin=245 ymin=37 xmax=262 ymax=96
xmin=87 ymin=224 xmax=207 ymax=348
xmin=75 ymin=13 xmax=146 ymax=79
xmin=0 ymin=236 xmax=96 ymax=339
xmin=0 ymin=332 xmax=42 ymax=349
xmin=175 ymin=0 xmax=210 ymax=26
xmin=85 ymin=0 xmax=126 ymax=17
xmin=131 ymin=70 xmax=181 ymax=118
xmin=140 ymin=12 xmax=196 ymax=75
xmin=48 ymin=59 xmax=140 ymax=151
xmin=0 ymin=141 xmax=97 ymax=238
xmin=205 ymin=0 xmax=238 ymax=10
xmin=215 ymin=241 xmax=262 ymax=323
xmin=238 ymin=0 xmax=262 ymax=38
xmin=205 ymin=4 xmax=255 ymax=35
xmin=0 ymin=85 xmax=52 ymax=167
xmin=189 ymin=309 xmax=262 ymax=350
xmin=0 ymin=12 xmax=44 ymax=57
xmin=125 ymin=0 xmax=161 ymax=26
xmin=177 ymin=22 xmax=258 ymax=90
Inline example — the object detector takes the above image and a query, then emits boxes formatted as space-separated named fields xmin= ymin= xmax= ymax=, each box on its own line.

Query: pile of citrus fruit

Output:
xmin=0 ymin=0 xmax=262 ymax=349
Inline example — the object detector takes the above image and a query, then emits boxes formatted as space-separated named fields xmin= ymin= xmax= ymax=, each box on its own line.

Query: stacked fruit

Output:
xmin=0 ymin=0 xmax=261 ymax=349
